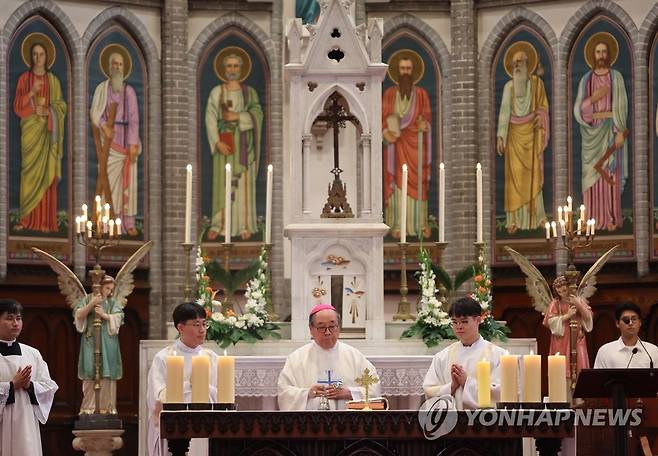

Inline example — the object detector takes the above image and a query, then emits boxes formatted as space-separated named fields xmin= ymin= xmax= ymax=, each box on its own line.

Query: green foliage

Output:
xmin=206 ymin=259 xmax=260 ymax=298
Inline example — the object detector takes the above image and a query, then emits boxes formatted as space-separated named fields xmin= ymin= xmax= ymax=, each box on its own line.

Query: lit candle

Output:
xmin=557 ymin=206 xmax=563 ymax=223
xmin=476 ymin=163 xmax=483 ymax=243
xmin=108 ymin=219 xmax=115 ymax=238
xmin=551 ymin=221 xmax=557 ymax=238
xmin=191 ymin=354 xmax=210 ymax=403
xmin=95 ymin=195 xmax=102 ymax=216
xmin=560 ymin=220 xmax=566 ymax=237
xmin=86 ymin=221 xmax=92 ymax=239
xmin=439 ymin=163 xmax=445 ymax=243
xmin=225 ymin=164 xmax=232 ymax=244
xmin=476 ymin=358 xmax=491 ymax=408
xmin=585 ymin=220 xmax=591 ymax=237
xmin=104 ymin=203 xmax=110 ymax=220
xmin=545 ymin=222 xmax=550 ymax=240
xmin=116 ymin=218 xmax=122 ymax=236
xmin=567 ymin=196 xmax=572 ymax=212
xmin=500 ymin=355 xmax=519 ymax=403
xmin=265 ymin=164 xmax=273 ymax=244
xmin=217 ymin=351 xmax=235 ymax=404
xmin=579 ymin=204 xmax=585 ymax=222
xmin=75 ymin=216 xmax=81 ymax=234
xmin=166 ymin=353 xmax=184 ymax=403
xmin=591 ymin=219 xmax=596 ymax=236
xmin=523 ymin=351 xmax=541 ymax=403
xmin=563 ymin=205 xmax=570 ymax=224
xmin=577 ymin=219 xmax=582 ymax=236
xmin=548 ymin=352 xmax=567 ymax=403
xmin=102 ymin=216 xmax=109 ymax=234
xmin=400 ymin=164 xmax=408 ymax=243
xmin=82 ymin=204 xmax=88 ymax=221
xmin=185 ymin=164 xmax=192 ymax=244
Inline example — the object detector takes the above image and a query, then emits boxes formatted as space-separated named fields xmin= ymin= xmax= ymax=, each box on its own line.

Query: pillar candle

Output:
xmin=500 ymin=355 xmax=519 ymax=403
xmin=166 ymin=353 xmax=184 ymax=403
xmin=476 ymin=163 xmax=483 ymax=243
xmin=476 ymin=358 xmax=491 ymax=408
xmin=523 ymin=351 xmax=541 ymax=403
xmin=548 ymin=353 xmax=567 ymax=403
xmin=217 ymin=353 xmax=235 ymax=403
xmin=191 ymin=354 xmax=210 ymax=403
xmin=400 ymin=164 xmax=408 ymax=243
xmin=225 ymin=164 xmax=232 ymax=244
xmin=265 ymin=164 xmax=273 ymax=244
xmin=185 ymin=164 xmax=192 ymax=244
xmin=439 ymin=163 xmax=445 ymax=243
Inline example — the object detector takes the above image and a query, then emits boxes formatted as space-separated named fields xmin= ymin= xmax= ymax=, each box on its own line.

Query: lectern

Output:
xmin=574 ymin=368 xmax=658 ymax=456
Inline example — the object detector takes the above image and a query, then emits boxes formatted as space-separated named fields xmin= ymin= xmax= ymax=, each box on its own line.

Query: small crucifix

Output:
xmin=316 ymin=370 xmax=342 ymax=410
xmin=315 ymin=92 xmax=358 ymax=218
xmin=354 ymin=368 xmax=379 ymax=411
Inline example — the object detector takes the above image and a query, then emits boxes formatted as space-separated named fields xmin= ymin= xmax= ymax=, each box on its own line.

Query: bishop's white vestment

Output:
xmin=146 ymin=340 xmax=218 ymax=456
xmin=277 ymin=341 xmax=381 ymax=410
xmin=0 ymin=340 xmax=58 ymax=456
xmin=423 ymin=336 xmax=508 ymax=410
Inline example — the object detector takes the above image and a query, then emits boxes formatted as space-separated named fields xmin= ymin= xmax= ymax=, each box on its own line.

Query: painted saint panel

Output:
xmin=569 ymin=17 xmax=633 ymax=260
xmin=198 ymin=28 xmax=269 ymax=259
xmin=7 ymin=16 xmax=70 ymax=261
xmin=86 ymin=26 xmax=147 ymax=249
xmin=382 ymin=29 xmax=441 ymax=247
xmin=492 ymin=26 xmax=554 ymax=264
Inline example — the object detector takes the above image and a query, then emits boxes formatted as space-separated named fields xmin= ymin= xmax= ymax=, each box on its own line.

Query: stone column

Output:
xmin=302 ymin=134 xmax=313 ymax=215
xmin=361 ymin=133 xmax=372 ymax=215
xmin=160 ymin=0 xmax=189 ymax=332
xmin=448 ymin=0 xmax=478 ymax=276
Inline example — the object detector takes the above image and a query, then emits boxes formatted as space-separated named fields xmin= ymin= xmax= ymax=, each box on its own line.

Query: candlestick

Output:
xmin=185 ymin=164 xmax=192 ymax=244
xmin=523 ymin=351 xmax=541 ymax=403
xmin=166 ymin=353 xmax=184 ymax=403
xmin=182 ymin=242 xmax=194 ymax=301
xmin=476 ymin=163 xmax=483 ymax=243
xmin=477 ymin=358 xmax=491 ymax=408
xmin=265 ymin=164 xmax=273 ymax=244
xmin=225 ymin=164 xmax=232 ymax=244
xmin=191 ymin=354 xmax=210 ymax=403
xmin=439 ymin=162 xmax=445 ymax=243
xmin=393 ymin=242 xmax=415 ymax=321
xmin=217 ymin=352 xmax=235 ymax=404
xmin=500 ymin=355 xmax=519 ymax=403
xmin=400 ymin=164 xmax=408 ymax=243
xmin=548 ymin=353 xmax=567 ymax=403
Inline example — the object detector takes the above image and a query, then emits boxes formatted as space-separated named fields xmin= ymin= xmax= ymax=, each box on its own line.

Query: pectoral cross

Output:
xmin=317 ymin=370 xmax=342 ymax=411
xmin=315 ymin=92 xmax=358 ymax=218
xmin=354 ymin=368 xmax=379 ymax=411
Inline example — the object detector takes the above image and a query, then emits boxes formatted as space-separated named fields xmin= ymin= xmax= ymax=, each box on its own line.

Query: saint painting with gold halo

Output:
xmin=205 ymin=46 xmax=263 ymax=241
xmin=90 ymin=43 xmax=142 ymax=236
xmin=496 ymin=40 xmax=549 ymax=234
xmin=574 ymin=31 xmax=628 ymax=232
xmin=13 ymin=32 xmax=67 ymax=233
xmin=382 ymin=49 xmax=432 ymax=239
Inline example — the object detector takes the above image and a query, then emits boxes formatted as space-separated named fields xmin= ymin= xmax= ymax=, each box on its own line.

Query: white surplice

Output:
xmin=0 ymin=341 xmax=58 ymax=456
xmin=146 ymin=340 xmax=218 ymax=456
xmin=422 ymin=336 xmax=508 ymax=410
xmin=277 ymin=341 xmax=381 ymax=411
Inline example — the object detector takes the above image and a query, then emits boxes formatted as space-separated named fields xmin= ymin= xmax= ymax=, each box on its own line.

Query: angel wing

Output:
xmin=31 ymin=247 xmax=86 ymax=308
xmin=504 ymin=246 xmax=553 ymax=314
xmin=577 ymin=244 xmax=619 ymax=300
xmin=113 ymin=241 xmax=154 ymax=308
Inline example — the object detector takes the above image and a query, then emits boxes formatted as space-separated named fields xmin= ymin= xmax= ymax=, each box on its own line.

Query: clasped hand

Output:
xmin=12 ymin=365 xmax=32 ymax=390
xmin=450 ymin=364 xmax=467 ymax=395
xmin=308 ymin=383 xmax=352 ymax=400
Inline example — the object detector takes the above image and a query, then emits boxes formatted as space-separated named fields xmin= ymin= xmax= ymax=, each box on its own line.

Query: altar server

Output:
xmin=278 ymin=304 xmax=381 ymax=410
xmin=0 ymin=299 xmax=58 ymax=455
xmin=423 ymin=297 xmax=508 ymax=409
xmin=594 ymin=302 xmax=658 ymax=369
xmin=147 ymin=303 xmax=219 ymax=456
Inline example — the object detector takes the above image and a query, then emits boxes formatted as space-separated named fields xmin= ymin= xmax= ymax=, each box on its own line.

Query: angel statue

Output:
xmin=505 ymin=245 xmax=619 ymax=380
xmin=32 ymin=241 xmax=153 ymax=415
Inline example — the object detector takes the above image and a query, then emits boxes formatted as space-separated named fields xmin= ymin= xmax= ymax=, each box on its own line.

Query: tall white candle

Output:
xmin=400 ymin=164 xmax=408 ymax=243
xmin=439 ymin=163 xmax=445 ymax=243
xmin=225 ymin=164 xmax=232 ymax=244
xmin=476 ymin=163 xmax=483 ymax=243
xmin=265 ymin=164 xmax=273 ymax=244
xmin=185 ymin=164 xmax=192 ymax=244
xmin=551 ymin=221 xmax=557 ymax=238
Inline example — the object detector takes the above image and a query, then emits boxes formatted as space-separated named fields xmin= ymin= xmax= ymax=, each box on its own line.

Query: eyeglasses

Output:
xmin=313 ymin=325 xmax=339 ymax=334
xmin=183 ymin=320 xmax=210 ymax=329
xmin=450 ymin=318 xmax=474 ymax=327
xmin=621 ymin=316 xmax=639 ymax=325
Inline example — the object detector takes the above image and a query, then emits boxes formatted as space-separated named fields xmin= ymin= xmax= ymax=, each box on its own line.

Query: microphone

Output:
xmin=637 ymin=339 xmax=654 ymax=369
xmin=626 ymin=347 xmax=638 ymax=368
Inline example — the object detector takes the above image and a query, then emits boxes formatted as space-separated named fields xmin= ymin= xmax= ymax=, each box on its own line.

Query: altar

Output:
xmin=139 ymin=338 xmax=536 ymax=454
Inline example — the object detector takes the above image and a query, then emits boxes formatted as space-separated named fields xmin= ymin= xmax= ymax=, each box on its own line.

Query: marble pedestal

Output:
xmin=72 ymin=429 xmax=124 ymax=456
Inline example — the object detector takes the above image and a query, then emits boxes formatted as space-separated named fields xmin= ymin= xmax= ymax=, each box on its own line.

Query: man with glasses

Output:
xmin=594 ymin=302 xmax=658 ymax=368
xmin=0 ymin=299 xmax=58 ymax=455
xmin=277 ymin=304 xmax=380 ymax=410
xmin=423 ymin=297 xmax=508 ymax=409
xmin=146 ymin=302 xmax=218 ymax=456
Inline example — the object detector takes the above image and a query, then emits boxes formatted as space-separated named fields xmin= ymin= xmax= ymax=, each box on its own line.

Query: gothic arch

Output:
xmin=478 ymin=7 xmax=558 ymax=251
xmin=303 ymin=84 xmax=369 ymax=135
xmin=0 ymin=0 xmax=80 ymax=277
